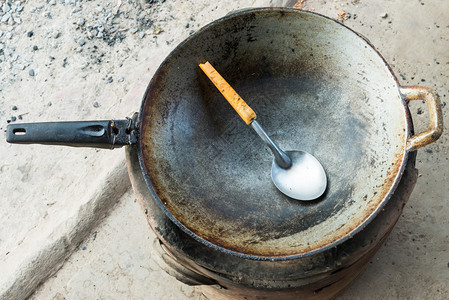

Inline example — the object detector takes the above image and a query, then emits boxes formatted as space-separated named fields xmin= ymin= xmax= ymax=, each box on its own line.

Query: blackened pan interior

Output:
xmin=138 ymin=9 xmax=408 ymax=258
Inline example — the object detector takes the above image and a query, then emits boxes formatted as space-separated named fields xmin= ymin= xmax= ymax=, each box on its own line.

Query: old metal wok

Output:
xmin=6 ymin=8 xmax=443 ymax=260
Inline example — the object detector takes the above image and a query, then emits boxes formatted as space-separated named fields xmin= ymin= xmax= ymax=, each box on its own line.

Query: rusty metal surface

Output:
xmin=137 ymin=8 xmax=414 ymax=259
xmin=400 ymin=86 xmax=443 ymax=151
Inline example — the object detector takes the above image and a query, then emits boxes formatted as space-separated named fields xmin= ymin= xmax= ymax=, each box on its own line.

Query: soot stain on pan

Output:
xmin=190 ymin=74 xmax=356 ymax=242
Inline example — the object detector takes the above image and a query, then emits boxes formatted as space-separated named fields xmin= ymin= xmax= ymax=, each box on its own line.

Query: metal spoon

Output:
xmin=199 ymin=62 xmax=327 ymax=201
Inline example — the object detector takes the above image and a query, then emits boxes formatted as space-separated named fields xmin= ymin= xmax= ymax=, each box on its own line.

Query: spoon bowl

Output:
xmin=272 ymin=150 xmax=327 ymax=200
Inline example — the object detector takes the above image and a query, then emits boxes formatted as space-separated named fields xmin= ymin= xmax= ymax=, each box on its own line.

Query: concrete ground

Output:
xmin=1 ymin=0 xmax=448 ymax=299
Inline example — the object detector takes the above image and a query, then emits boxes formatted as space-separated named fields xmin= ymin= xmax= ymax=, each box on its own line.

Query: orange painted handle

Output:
xmin=199 ymin=62 xmax=256 ymax=125
xmin=400 ymin=86 xmax=443 ymax=152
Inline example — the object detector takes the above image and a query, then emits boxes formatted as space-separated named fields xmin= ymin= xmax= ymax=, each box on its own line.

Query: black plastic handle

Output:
xmin=6 ymin=119 xmax=137 ymax=149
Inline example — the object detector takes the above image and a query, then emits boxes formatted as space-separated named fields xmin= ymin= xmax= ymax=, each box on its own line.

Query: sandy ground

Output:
xmin=30 ymin=190 xmax=207 ymax=300
xmin=1 ymin=0 xmax=448 ymax=299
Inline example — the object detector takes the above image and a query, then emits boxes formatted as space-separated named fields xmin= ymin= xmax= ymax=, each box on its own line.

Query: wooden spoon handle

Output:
xmin=199 ymin=61 xmax=257 ymax=125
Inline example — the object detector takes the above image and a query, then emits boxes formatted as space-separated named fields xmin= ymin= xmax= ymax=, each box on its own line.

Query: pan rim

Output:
xmin=136 ymin=7 xmax=411 ymax=261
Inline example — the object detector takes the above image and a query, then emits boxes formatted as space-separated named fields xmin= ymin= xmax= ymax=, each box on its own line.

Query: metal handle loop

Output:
xmin=400 ymin=86 xmax=443 ymax=152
